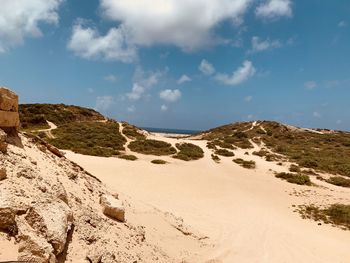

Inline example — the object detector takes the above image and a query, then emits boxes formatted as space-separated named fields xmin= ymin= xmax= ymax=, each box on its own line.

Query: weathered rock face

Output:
xmin=100 ymin=194 xmax=125 ymax=222
xmin=0 ymin=87 xmax=20 ymax=129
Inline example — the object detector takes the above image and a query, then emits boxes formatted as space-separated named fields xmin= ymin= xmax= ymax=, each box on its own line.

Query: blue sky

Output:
xmin=0 ymin=0 xmax=349 ymax=130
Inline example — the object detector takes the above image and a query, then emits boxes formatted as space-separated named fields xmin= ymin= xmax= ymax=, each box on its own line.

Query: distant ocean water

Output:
xmin=141 ymin=127 xmax=201 ymax=135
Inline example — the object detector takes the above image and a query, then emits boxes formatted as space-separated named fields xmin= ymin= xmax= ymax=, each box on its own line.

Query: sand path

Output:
xmin=64 ymin=133 xmax=350 ymax=263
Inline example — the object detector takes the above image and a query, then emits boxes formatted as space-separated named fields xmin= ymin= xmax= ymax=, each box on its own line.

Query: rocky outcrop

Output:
xmin=100 ymin=194 xmax=125 ymax=222
xmin=0 ymin=128 xmax=7 ymax=153
xmin=24 ymin=199 xmax=73 ymax=255
xmin=0 ymin=168 xmax=6 ymax=180
xmin=0 ymin=87 xmax=20 ymax=130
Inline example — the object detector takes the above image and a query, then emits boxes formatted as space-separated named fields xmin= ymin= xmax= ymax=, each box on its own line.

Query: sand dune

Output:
xmin=65 ymin=132 xmax=350 ymax=263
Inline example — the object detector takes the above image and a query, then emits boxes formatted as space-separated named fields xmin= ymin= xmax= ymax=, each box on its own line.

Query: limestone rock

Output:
xmin=0 ymin=87 xmax=19 ymax=112
xmin=0 ymin=168 xmax=6 ymax=180
xmin=0 ymin=189 xmax=16 ymax=231
xmin=0 ymin=87 xmax=20 ymax=129
xmin=100 ymin=194 xmax=125 ymax=222
xmin=25 ymin=199 xmax=73 ymax=255
xmin=17 ymin=217 xmax=56 ymax=263
xmin=51 ymin=181 xmax=69 ymax=204
xmin=0 ymin=128 xmax=7 ymax=153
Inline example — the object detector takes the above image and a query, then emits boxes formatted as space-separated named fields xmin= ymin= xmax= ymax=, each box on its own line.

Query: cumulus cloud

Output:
xmin=256 ymin=0 xmax=292 ymax=19
xmin=177 ymin=75 xmax=192 ymax=85
xmin=99 ymin=0 xmax=252 ymax=51
xmin=304 ymin=81 xmax=317 ymax=90
xmin=199 ymin=59 xmax=216 ymax=75
xmin=95 ymin=96 xmax=114 ymax=111
xmin=127 ymin=105 xmax=136 ymax=112
xmin=104 ymin=74 xmax=118 ymax=82
xmin=313 ymin=111 xmax=321 ymax=118
xmin=67 ymin=22 xmax=137 ymax=62
xmin=249 ymin=36 xmax=282 ymax=53
xmin=0 ymin=0 xmax=63 ymax=52
xmin=215 ymin=60 xmax=256 ymax=86
xmin=159 ymin=89 xmax=182 ymax=102
xmin=126 ymin=67 xmax=164 ymax=101
xmin=161 ymin=105 xmax=168 ymax=111
xmin=338 ymin=21 xmax=347 ymax=28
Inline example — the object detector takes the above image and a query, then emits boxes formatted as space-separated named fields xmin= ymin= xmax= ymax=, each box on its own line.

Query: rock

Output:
xmin=0 ymin=189 xmax=16 ymax=231
xmin=47 ymin=144 xmax=64 ymax=158
xmin=0 ymin=168 xmax=6 ymax=180
xmin=17 ymin=217 xmax=56 ymax=263
xmin=24 ymin=199 xmax=73 ymax=255
xmin=0 ymin=129 xmax=7 ymax=153
xmin=100 ymin=194 xmax=125 ymax=222
xmin=51 ymin=181 xmax=69 ymax=204
xmin=0 ymin=87 xmax=20 ymax=130
xmin=0 ymin=87 xmax=19 ymax=112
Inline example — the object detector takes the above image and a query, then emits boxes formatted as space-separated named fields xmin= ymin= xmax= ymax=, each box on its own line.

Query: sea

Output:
xmin=141 ymin=127 xmax=201 ymax=135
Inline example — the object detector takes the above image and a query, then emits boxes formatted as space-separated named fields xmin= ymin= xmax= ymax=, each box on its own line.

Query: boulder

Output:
xmin=17 ymin=217 xmax=56 ymax=263
xmin=0 ymin=189 xmax=16 ymax=231
xmin=0 ymin=87 xmax=20 ymax=130
xmin=0 ymin=168 xmax=6 ymax=180
xmin=0 ymin=87 xmax=18 ymax=112
xmin=24 ymin=199 xmax=73 ymax=255
xmin=100 ymin=194 xmax=125 ymax=222
xmin=0 ymin=128 xmax=8 ymax=153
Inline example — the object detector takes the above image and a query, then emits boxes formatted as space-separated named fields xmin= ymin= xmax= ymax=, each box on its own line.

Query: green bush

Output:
xmin=211 ymin=154 xmax=221 ymax=163
xmin=173 ymin=143 xmax=204 ymax=161
xmin=233 ymin=158 xmax=256 ymax=169
xmin=275 ymin=172 xmax=311 ymax=186
xmin=118 ymin=155 xmax=138 ymax=161
xmin=215 ymin=149 xmax=235 ymax=157
xmin=326 ymin=176 xmax=350 ymax=188
xmin=289 ymin=164 xmax=301 ymax=173
xmin=128 ymin=139 xmax=177 ymax=156
xmin=151 ymin=159 xmax=167 ymax=164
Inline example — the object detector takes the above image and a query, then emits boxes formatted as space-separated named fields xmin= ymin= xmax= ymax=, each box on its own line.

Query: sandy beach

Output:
xmin=65 ymin=132 xmax=350 ymax=263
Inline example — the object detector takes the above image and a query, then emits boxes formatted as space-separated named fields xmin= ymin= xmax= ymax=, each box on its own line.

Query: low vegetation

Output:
xmin=173 ymin=143 xmax=204 ymax=161
xmin=128 ymin=139 xmax=177 ymax=156
xmin=201 ymin=120 xmax=350 ymax=177
xmin=211 ymin=154 xmax=221 ymax=163
xmin=275 ymin=172 xmax=311 ymax=186
xmin=298 ymin=204 xmax=350 ymax=230
xmin=215 ymin=149 xmax=235 ymax=157
xmin=151 ymin=159 xmax=167 ymax=164
xmin=118 ymin=154 xmax=138 ymax=161
xmin=233 ymin=158 xmax=256 ymax=169
xmin=326 ymin=176 xmax=350 ymax=188
xmin=48 ymin=121 xmax=126 ymax=157
xmin=289 ymin=164 xmax=301 ymax=173
xmin=20 ymin=104 xmax=104 ymax=130
xmin=122 ymin=122 xmax=146 ymax=140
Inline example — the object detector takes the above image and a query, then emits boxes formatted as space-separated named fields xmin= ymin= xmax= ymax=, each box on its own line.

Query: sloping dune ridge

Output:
xmin=1 ymin=88 xmax=350 ymax=262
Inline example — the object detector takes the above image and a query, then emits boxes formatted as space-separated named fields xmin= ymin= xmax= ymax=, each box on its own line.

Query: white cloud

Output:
xmin=249 ymin=36 xmax=282 ymax=53
xmin=338 ymin=21 xmax=347 ymax=27
xmin=313 ymin=111 xmax=321 ymax=118
xmin=256 ymin=0 xmax=292 ymax=19
xmin=95 ymin=96 xmax=114 ymax=112
xmin=100 ymin=0 xmax=253 ymax=51
xmin=215 ymin=60 xmax=256 ymax=86
xmin=88 ymin=88 xmax=94 ymax=93
xmin=67 ymin=22 xmax=137 ymax=63
xmin=199 ymin=59 xmax=216 ymax=75
xmin=161 ymin=105 xmax=168 ymax=111
xmin=126 ymin=67 xmax=164 ymax=101
xmin=160 ymin=89 xmax=181 ymax=102
xmin=177 ymin=74 xmax=192 ymax=85
xmin=244 ymin=96 xmax=253 ymax=102
xmin=127 ymin=105 xmax=136 ymax=112
xmin=304 ymin=81 xmax=317 ymax=90
xmin=0 ymin=0 xmax=63 ymax=52
xmin=104 ymin=74 xmax=118 ymax=82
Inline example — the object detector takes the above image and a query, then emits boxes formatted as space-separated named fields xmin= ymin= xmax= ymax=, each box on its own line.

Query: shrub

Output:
xmin=289 ymin=164 xmax=301 ymax=173
xmin=128 ymin=139 xmax=177 ymax=156
xmin=122 ymin=123 xmax=146 ymax=140
xmin=299 ymin=204 xmax=350 ymax=230
xmin=233 ymin=158 xmax=256 ymax=169
xmin=215 ymin=149 xmax=235 ymax=157
xmin=118 ymin=155 xmax=138 ymax=161
xmin=211 ymin=154 xmax=221 ymax=163
xmin=151 ymin=159 xmax=167 ymax=164
xmin=275 ymin=172 xmax=311 ymax=186
xmin=173 ymin=143 xmax=204 ymax=161
xmin=326 ymin=176 xmax=350 ymax=188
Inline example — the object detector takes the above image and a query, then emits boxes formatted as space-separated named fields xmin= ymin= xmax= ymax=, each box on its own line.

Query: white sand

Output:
xmin=64 ymin=132 xmax=350 ymax=263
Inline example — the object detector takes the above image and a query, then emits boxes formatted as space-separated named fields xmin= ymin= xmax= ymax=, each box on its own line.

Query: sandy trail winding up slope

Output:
xmin=65 ymin=132 xmax=350 ymax=263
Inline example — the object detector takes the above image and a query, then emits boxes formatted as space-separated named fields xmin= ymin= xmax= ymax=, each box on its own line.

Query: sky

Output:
xmin=0 ymin=0 xmax=349 ymax=131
